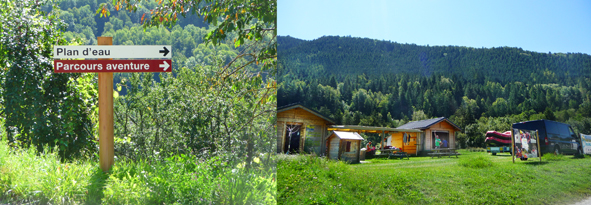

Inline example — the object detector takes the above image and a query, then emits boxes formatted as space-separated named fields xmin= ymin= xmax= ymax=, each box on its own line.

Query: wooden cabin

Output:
xmin=328 ymin=125 xmax=422 ymax=155
xmin=396 ymin=117 xmax=462 ymax=153
xmin=326 ymin=131 xmax=364 ymax=163
xmin=277 ymin=104 xmax=335 ymax=155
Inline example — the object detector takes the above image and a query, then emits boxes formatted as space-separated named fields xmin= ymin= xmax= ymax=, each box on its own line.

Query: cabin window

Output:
xmin=346 ymin=141 xmax=351 ymax=152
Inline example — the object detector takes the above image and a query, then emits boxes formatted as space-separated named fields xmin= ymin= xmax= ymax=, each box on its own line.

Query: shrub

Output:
xmin=0 ymin=0 xmax=97 ymax=160
xmin=113 ymin=64 xmax=276 ymax=166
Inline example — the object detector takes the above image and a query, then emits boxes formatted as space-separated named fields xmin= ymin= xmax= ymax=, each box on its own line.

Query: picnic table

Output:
xmin=379 ymin=148 xmax=409 ymax=160
xmin=428 ymin=148 xmax=461 ymax=158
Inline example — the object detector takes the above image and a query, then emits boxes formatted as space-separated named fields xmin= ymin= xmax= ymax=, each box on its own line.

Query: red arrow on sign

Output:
xmin=54 ymin=59 xmax=172 ymax=73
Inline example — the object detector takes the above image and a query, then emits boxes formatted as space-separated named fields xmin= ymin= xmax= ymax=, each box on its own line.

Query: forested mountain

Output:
xmin=278 ymin=35 xmax=591 ymax=147
xmin=48 ymin=0 xmax=207 ymax=44
xmin=279 ymin=35 xmax=591 ymax=85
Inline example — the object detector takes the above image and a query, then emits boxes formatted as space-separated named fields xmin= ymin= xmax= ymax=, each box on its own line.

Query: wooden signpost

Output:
xmin=53 ymin=37 xmax=172 ymax=172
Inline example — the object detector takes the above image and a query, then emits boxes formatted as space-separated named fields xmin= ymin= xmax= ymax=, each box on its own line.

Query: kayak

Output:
xmin=486 ymin=131 xmax=511 ymax=139
xmin=485 ymin=136 xmax=511 ymax=145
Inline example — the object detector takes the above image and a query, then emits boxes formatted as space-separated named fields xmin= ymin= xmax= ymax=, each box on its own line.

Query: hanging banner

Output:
xmin=512 ymin=128 xmax=541 ymax=162
xmin=581 ymin=134 xmax=591 ymax=155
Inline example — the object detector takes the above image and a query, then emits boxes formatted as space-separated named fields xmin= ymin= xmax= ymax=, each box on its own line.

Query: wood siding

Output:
xmin=327 ymin=135 xmax=340 ymax=160
xmin=277 ymin=122 xmax=285 ymax=153
xmin=340 ymin=140 xmax=359 ymax=163
xmin=390 ymin=132 xmax=418 ymax=155
xmin=277 ymin=108 xmax=329 ymax=125
xmin=277 ymin=107 xmax=332 ymax=154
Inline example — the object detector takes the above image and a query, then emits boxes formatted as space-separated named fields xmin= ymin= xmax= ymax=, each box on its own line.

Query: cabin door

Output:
xmin=284 ymin=125 xmax=302 ymax=154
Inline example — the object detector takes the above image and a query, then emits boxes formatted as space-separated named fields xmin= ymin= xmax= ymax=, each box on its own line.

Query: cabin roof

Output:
xmin=396 ymin=117 xmax=462 ymax=131
xmin=277 ymin=103 xmax=336 ymax=124
xmin=331 ymin=131 xmax=364 ymax=140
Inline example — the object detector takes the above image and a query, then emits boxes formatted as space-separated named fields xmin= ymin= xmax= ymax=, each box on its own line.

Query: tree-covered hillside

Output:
xmin=278 ymin=35 xmax=591 ymax=147
xmin=279 ymin=35 xmax=591 ymax=85
xmin=48 ymin=0 xmax=207 ymax=45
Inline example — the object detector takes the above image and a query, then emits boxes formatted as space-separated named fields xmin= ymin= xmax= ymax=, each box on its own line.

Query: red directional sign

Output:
xmin=54 ymin=59 xmax=172 ymax=73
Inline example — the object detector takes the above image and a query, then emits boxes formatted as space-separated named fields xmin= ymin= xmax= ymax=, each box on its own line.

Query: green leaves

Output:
xmin=100 ymin=0 xmax=276 ymax=76
xmin=112 ymin=55 xmax=275 ymax=167
xmin=0 ymin=0 xmax=96 ymax=160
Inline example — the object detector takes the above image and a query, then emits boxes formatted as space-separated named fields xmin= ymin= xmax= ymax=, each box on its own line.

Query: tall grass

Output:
xmin=0 ymin=138 xmax=276 ymax=204
xmin=278 ymin=154 xmax=426 ymax=204
xmin=0 ymin=138 xmax=96 ymax=204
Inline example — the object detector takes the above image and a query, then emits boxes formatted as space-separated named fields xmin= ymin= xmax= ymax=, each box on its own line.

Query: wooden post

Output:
xmin=536 ymin=130 xmax=541 ymax=162
xmin=356 ymin=140 xmax=361 ymax=163
xmin=281 ymin=121 xmax=286 ymax=154
xmin=511 ymin=127 xmax=515 ymax=163
xmin=416 ymin=132 xmax=420 ymax=154
xmin=380 ymin=131 xmax=385 ymax=151
xmin=98 ymin=37 xmax=114 ymax=172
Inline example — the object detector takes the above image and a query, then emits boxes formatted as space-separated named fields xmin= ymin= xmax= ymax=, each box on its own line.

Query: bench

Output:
xmin=388 ymin=152 xmax=409 ymax=160
xmin=428 ymin=149 xmax=461 ymax=158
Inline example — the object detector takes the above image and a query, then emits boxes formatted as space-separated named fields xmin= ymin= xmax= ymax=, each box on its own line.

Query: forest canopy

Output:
xmin=278 ymin=35 xmax=591 ymax=148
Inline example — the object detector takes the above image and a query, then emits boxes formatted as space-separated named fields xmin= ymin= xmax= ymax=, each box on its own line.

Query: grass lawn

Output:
xmin=278 ymin=150 xmax=591 ymax=204
xmin=0 ymin=139 xmax=276 ymax=204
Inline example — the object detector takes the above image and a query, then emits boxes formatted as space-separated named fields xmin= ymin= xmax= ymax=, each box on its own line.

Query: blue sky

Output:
xmin=278 ymin=0 xmax=591 ymax=55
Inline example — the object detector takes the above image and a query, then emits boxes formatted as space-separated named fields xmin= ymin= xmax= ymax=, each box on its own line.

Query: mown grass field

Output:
xmin=278 ymin=150 xmax=591 ymax=204
xmin=0 ymin=138 xmax=276 ymax=204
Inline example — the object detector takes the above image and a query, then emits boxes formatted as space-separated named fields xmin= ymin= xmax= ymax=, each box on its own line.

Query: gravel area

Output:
xmin=570 ymin=196 xmax=591 ymax=205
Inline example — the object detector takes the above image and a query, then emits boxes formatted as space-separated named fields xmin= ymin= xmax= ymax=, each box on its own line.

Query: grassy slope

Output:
xmin=0 ymin=139 xmax=276 ymax=204
xmin=278 ymin=151 xmax=591 ymax=205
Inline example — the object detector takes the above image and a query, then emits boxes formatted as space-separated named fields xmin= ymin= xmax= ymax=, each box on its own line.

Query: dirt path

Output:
xmin=570 ymin=196 xmax=591 ymax=205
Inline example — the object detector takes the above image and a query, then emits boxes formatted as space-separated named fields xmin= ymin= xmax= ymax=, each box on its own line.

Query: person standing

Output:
xmin=442 ymin=138 xmax=448 ymax=148
xmin=435 ymin=135 xmax=441 ymax=149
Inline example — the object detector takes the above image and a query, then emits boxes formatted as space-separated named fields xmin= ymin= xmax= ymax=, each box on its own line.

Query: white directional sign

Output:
xmin=53 ymin=45 xmax=172 ymax=59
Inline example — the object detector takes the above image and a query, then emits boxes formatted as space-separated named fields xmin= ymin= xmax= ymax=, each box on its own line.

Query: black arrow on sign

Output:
xmin=159 ymin=47 xmax=170 ymax=57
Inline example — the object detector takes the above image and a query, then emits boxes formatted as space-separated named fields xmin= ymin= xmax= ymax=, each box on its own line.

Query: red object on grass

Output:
xmin=485 ymin=130 xmax=512 ymax=139
xmin=485 ymin=136 xmax=512 ymax=144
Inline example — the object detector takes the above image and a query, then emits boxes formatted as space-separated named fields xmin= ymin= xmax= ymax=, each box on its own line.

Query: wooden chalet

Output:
xmin=326 ymin=131 xmax=364 ymax=163
xmin=277 ymin=104 xmax=335 ymax=155
xmin=396 ymin=117 xmax=462 ymax=152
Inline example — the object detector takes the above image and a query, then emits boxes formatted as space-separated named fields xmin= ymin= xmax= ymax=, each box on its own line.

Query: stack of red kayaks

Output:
xmin=485 ymin=131 xmax=511 ymax=146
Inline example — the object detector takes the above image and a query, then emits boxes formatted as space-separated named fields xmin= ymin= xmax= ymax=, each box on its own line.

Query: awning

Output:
xmin=332 ymin=131 xmax=364 ymax=140
xmin=328 ymin=125 xmax=422 ymax=133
